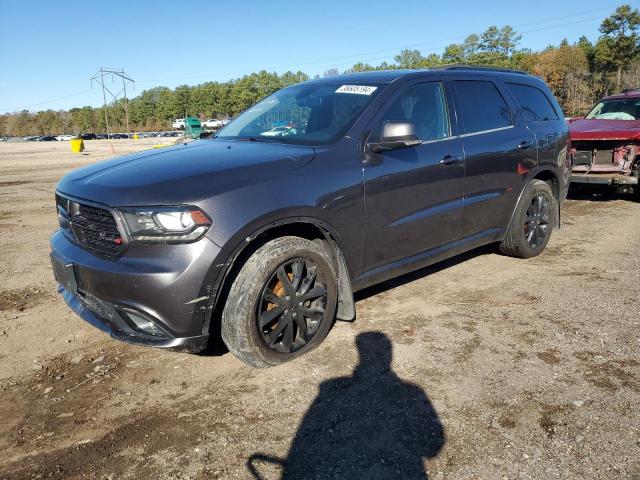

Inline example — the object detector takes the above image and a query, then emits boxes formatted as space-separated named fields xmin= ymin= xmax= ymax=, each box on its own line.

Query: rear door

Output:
xmin=362 ymin=79 xmax=465 ymax=271
xmin=504 ymin=80 xmax=567 ymax=169
xmin=451 ymin=77 xmax=537 ymax=238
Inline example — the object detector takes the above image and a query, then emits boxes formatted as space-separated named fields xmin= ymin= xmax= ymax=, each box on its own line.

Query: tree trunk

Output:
xmin=617 ymin=66 xmax=622 ymax=90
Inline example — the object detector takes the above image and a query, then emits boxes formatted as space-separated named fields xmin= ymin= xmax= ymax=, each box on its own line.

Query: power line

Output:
xmin=133 ymin=3 xmax=628 ymax=87
xmin=132 ymin=15 xmax=617 ymax=94
xmin=0 ymin=89 xmax=94 ymax=112
xmin=312 ymin=16 xmax=609 ymax=72
xmin=1 ymin=2 xmax=635 ymax=112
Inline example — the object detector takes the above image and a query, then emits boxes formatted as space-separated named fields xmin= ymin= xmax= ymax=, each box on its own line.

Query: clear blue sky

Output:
xmin=0 ymin=0 xmax=632 ymax=113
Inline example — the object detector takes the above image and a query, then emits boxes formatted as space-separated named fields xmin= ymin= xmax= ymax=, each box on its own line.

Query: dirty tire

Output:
xmin=221 ymin=236 xmax=338 ymax=368
xmin=500 ymin=179 xmax=557 ymax=259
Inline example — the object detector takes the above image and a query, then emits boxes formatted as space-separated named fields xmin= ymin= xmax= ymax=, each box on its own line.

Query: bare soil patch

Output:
xmin=0 ymin=140 xmax=639 ymax=479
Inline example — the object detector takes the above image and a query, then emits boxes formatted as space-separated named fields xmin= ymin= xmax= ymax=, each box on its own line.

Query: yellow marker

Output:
xmin=70 ymin=138 xmax=84 ymax=153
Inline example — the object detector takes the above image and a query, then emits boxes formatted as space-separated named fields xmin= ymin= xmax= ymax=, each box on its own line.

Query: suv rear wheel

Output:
xmin=221 ymin=236 xmax=338 ymax=368
xmin=499 ymin=179 xmax=557 ymax=259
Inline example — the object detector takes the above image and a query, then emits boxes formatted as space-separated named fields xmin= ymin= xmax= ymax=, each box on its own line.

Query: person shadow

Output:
xmin=247 ymin=331 xmax=445 ymax=479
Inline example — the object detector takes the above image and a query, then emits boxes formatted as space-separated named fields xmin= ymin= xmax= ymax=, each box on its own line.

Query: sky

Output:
xmin=0 ymin=0 xmax=633 ymax=113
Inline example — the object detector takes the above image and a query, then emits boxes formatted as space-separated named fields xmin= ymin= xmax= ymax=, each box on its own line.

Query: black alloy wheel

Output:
xmin=257 ymin=257 xmax=328 ymax=354
xmin=524 ymin=192 xmax=552 ymax=249
xmin=499 ymin=179 xmax=557 ymax=259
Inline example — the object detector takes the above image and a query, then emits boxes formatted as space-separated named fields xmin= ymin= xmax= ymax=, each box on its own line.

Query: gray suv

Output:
xmin=51 ymin=67 xmax=569 ymax=367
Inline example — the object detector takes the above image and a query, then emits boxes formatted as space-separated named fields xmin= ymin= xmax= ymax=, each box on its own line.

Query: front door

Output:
xmin=362 ymin=80 xmax=465 ymax=272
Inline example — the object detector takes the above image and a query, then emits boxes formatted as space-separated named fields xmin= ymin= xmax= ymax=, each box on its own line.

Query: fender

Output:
xmin=200 ymin=216 xmax=356 ymax=336
xmin=505 ymin=165 xmax=563 ymax=234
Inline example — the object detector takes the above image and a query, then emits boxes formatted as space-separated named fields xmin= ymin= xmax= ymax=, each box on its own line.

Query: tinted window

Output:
xmin=378 ymin=82 xmax=450 ymax=141
xmin=454 ymin=80 xmax=512 ymax=134
xmin=507 ymin=83 xmax=559 ymax=121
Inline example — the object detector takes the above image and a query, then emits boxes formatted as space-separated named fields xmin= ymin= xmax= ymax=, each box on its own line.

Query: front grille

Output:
xmin=56 ymin=194 xmax=124 ymax=258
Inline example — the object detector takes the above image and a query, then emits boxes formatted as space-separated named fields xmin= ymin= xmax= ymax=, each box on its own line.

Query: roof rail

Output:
xmin=432 ymin=65 xmax=528 ymax=75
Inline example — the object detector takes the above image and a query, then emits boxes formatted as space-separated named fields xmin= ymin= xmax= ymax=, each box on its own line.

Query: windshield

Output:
xmin=216 ymin=82 xmax=383 ymax=146
xmin=586 ymin=98 xmax=640 ymax=121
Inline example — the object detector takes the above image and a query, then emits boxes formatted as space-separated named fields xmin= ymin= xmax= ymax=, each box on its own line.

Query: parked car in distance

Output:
xmin=172 ymin=118 xmax=185 ymax=130
xmin=37 ymin=135 xmax=58 ymax=141
xmin=56 ymin=134 xmax=75 ymax=141
xmin=202 ymin=118 xmax=231 ymax=129
xmin=51 ymin=66 xmax=569 ymax=368
xmin=80 ymin=133 xmax=97 ymax=140
xmin=568 ymin=89 xmax=640 ymax=193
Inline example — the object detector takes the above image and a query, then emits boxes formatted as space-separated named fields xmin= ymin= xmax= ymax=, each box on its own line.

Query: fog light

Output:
xmin=122 ymin=310 xmax=165 ymax=336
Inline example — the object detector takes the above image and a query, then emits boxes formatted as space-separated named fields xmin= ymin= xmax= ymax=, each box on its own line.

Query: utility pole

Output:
xmin=99 ymin=69 xmax=110 ymax=138
xmin=90 ymin=67 xmax=135 ymax=138
xmin=122 ymin=69 xmax=130 ymax=135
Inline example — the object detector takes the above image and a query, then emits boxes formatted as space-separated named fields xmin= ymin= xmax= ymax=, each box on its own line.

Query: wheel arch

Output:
xmin=202 ymin=217 xmax=355 ymax=338
xmin=531 ymin=168 xmax=561 ymax=201
xmin=505 ymin=167 xmax=562 ymax=235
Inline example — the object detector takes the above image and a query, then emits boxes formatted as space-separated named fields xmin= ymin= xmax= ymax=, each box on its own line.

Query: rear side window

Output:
xmin=507 ymin=83 xmax=559 ymax=121
xmin=453 ymin=80 xmax=512 ymax=134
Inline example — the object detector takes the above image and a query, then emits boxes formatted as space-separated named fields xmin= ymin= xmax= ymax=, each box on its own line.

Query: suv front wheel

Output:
xmin=500 ymin=179 xmax=557 ymax=259
xmin=221 ymin=236 xmax=338 ymax=368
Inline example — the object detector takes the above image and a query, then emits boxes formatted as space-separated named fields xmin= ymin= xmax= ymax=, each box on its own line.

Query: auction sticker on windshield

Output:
xmin=335 ymin=85 xmax=377 ymax=95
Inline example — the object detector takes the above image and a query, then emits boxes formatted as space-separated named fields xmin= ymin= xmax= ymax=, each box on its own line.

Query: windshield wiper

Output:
xmin=233 ymin=136 xmax=267 ymax=142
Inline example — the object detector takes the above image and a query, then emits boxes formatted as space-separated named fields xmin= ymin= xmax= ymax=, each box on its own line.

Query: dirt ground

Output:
xmin=0 ymin=139 xmax=639 ymax=479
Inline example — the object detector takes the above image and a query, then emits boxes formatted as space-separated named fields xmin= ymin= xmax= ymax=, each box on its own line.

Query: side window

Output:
xmin=378 ymin=82 xmax=450 ymax=141
xmin=506 ymin=82 xmax=559 ymax=122
xmin=453 ymin=80 xmax=512 ymax=134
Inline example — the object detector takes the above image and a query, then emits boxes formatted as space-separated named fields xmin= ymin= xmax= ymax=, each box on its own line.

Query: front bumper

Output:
xmin=58 ymin=285 xmax=209 ymax=351
xmin=50 ymin=228 xmax=224 ymax=352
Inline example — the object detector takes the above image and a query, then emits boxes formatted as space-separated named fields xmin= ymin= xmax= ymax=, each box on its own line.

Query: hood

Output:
xmin=57 ymin=139 xmax=315 ymax=206
xmin=569 ymin=118 xmax=640 ymax=141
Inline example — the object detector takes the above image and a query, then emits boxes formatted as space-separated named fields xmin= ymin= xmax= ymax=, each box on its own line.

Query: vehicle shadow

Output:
xmin=247 ymin=331 xmax=445 ymax=479
xmin=200 ymin=244 xmax=496 ymax=357
xmin=567 ymin=184 xmax=639 ymax=203
xmin=355 ymin=244 xmax=496 ymax=302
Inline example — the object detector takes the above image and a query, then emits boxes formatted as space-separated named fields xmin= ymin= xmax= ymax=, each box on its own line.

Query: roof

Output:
xmin=603 ymin=89 xmax=640 ymax=101
xmin=305 ymin=70 xmax=418 ymax=85
xmin=304 ymin=65 xmax=536 ymax=86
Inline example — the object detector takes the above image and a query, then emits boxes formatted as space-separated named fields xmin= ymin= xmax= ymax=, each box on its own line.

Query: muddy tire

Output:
xmin=499 ymin=179 xmax=557 ymax=259
xmin=221 ymin=236 xmax=338 ymax=368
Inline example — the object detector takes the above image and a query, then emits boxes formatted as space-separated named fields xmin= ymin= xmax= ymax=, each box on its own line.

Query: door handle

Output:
xmin=518 ymin=140 xmax=533 ymax=149
xmin=440 ymin=154 xmax=464 ymax=165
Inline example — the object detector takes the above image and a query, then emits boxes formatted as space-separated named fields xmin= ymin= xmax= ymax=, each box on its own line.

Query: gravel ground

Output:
xmin=0 ymin=140 xmax=638 ymax=479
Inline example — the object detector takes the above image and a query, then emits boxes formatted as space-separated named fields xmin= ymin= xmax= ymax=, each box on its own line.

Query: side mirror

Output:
xmin=369 ymin=122 xmax=421 ymax=153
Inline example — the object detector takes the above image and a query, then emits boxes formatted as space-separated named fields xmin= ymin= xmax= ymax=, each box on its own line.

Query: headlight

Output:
xmin=118 ymin=206 xmax=211 ymax=243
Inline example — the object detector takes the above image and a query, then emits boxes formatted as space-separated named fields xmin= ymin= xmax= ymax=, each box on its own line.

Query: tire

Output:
xmin=499 ymin=179 xmax=557 ymax=259
xmin=221 ymin=236 xmax=338 ymax=368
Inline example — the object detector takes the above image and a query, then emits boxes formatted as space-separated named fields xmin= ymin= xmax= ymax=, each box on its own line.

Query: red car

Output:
xmin=568 ymin=90 xmax=640 ymax=191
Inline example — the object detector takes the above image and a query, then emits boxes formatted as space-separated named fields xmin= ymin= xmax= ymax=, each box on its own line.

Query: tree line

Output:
xmin=2 ymin=5 xmax=639 ymax=137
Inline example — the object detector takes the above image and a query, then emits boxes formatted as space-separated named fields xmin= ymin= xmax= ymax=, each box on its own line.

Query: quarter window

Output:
xmin=454 ymin=80 xmax=512 ymax=134
xmin=378 ymin=82 xmax=450 ymax=142
xmin=507 ymin=83 xmax=559 ymax=121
